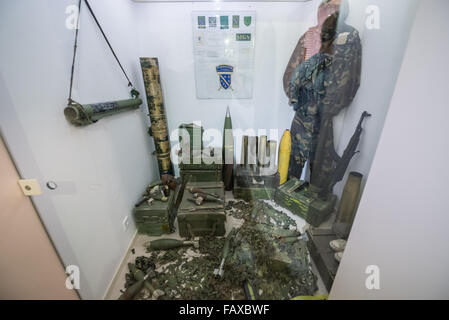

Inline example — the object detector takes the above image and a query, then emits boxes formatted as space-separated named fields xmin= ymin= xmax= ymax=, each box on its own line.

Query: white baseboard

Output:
xmin=103 ymin=230 xmax=138 ymax=300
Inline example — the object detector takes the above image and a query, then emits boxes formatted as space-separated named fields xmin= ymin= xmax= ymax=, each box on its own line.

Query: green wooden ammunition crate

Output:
xmin=179 ymin=123 xmax=204 ymax=155
xmin=179 ymin=162 xmax=222 ymax=171
xmin=179 ymin=148 xmax=223 ymax=171
xmin=233 ymin=180 xmax=275 ymax=202
xmin=133 ymin=186 xmax=177 ymax=236
xmin=274 ymin=179 xmax=336 ymax=227
xmin=235 ymin=166 xmax=279 ymax=188
xmin=181 ymin=169 xmax=222 ymax=183
xmin=177 ymin=181 xmax=226 ymax=238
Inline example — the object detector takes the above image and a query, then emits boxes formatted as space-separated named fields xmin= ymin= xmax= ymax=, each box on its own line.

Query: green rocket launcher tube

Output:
xmin=64 ymin=96 xmax=142 ymax=126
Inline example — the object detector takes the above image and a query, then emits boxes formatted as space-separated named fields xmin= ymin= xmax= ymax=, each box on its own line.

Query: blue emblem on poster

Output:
xmin=216 ymin=65 xmax=234 ymax=90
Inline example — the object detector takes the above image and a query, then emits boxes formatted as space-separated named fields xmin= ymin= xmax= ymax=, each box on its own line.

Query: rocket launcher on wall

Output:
xmin=64 ymin=90 xmax=142 ymax=126
xmin=278 ymin=130 xmax=291 ymax=185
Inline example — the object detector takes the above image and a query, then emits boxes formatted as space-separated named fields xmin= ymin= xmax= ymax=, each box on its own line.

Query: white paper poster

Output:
xmin=192 ymin=11 xmax=256 ymax=99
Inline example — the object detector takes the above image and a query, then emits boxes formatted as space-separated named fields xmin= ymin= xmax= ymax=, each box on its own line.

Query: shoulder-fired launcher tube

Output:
xmin=64 ymin=97 xmax=142 ymax=126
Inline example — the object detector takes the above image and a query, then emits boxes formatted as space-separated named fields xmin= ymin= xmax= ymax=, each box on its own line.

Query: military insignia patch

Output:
xmin=198 ymin=16 xmax=206 ymax=29
xmin=220 ymin=16 xmax=229 ymax=29
xmin=208 ymin=16 xmax=217 ymax=28
xmin=244 ymin=16 xmax=252 ymax=27
xmin=232 ymin=15 xmax=240 ymax=28
xmin=216 ymin=65 xmax=234 ymax=90
xmin=236 ymin=33 xmax=251 ymax=41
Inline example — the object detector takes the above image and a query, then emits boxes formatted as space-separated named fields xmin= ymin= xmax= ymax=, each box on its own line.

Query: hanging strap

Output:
xmin=68 ymin=0 xmax=82 ymax=104
xmin=68 ymin=0 xmax=135 ymax=105
xmin=83 ymin=0 xmax=133 ymax=88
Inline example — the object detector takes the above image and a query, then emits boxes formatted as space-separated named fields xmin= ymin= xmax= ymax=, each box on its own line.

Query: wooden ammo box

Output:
xmin=274 ymin=178 xmax=336 ymax=227
xmin=133 ymin=185 xmax=179 ymax=236
xmin=177 ymin=181 xmax=226 ymax=238
xmin=178 ymin=123 xmax=222 ymax=183
xmin=179 ymin=148 xmax=223 ymax=183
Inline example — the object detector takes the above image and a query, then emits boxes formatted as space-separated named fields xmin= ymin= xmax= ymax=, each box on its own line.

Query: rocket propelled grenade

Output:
xmin=188 ymin=195 xmax=223 ymax=206
xmin=187 ymin=186 xmax=220 ymax=199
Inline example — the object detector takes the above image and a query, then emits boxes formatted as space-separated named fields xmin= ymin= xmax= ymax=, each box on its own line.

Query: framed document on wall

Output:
xmin=192 ymin=11 xmax=256 ymax=99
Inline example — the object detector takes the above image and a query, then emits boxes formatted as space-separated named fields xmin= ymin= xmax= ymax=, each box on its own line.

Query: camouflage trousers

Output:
xmin=288 ymin=111 xmax=319 ymax=180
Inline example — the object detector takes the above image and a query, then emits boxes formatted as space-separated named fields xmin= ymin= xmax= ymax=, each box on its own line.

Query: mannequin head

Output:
xmin=318 ymin=0 xmax=349 ymax=25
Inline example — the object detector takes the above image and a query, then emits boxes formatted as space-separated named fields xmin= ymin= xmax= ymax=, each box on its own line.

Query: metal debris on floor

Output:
xmin=120 ymin=199 xmax=318 ymax=300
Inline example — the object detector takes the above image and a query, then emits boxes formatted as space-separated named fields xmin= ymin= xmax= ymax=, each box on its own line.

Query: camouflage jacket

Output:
xmin=318 ymin=23 xmax=362 ymax=117
xmin=309 ymin=23 xmax=362 ymax=195
xmin=289 ymin=23 xmax=362 ymax=116
xmin=287 ymin=22 xmax=362 ymax=190
xmin=289 ymin=52 xmax=333 ymax=115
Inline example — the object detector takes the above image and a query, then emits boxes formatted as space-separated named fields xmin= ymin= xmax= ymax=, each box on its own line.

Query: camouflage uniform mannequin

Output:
xmin=283 ymin=0 xmax=344 ymax=98
xmin=285 ymin=0 xmax=361 ymax=181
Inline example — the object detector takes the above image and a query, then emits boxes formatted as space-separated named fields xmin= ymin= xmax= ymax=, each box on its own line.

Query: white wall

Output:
xmin=330 ymin=0 xmax=449 ymax=299
xmin=134 ymin=0 xmax=418 ymax=195
xmin=0 ymin=0 xmax=155 ymax=299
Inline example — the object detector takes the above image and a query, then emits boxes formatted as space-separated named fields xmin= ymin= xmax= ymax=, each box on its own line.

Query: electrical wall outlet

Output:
xmin=122 ymin=216 xmax=130 ymax=231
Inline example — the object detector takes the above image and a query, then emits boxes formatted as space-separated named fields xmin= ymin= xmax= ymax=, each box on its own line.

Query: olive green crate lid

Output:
xmin=179 ymin=148 xmax=223 ymax=171
xmin=133 ymin=184 xmax=176 ymax=219
xmin=179 ymin=163 xmax=223 ymax=170
xmin=276 ymin=179 xmax=313 ymax=203
xmin=178 ymin=181 xmax=226 ymax=219
xmin=180 ymin=170 xmax=223 ymax=184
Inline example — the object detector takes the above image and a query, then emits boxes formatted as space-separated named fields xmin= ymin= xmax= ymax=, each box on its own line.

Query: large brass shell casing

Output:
xmin=336 ymin=171 xmax=363 ymax=224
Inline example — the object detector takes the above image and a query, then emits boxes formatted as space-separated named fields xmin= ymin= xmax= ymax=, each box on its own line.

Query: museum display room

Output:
xmin=1 ymin=0 xmax=448 ymax=302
